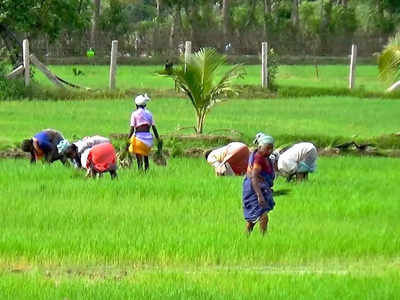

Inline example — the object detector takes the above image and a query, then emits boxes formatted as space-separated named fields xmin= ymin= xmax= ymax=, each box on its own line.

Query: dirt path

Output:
xmin=2 ymin=258 xmax=399 ymax=279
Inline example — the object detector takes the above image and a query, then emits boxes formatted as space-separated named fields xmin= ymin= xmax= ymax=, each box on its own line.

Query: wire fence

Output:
xmin=1 ymin=30 xmax=387 ymax=65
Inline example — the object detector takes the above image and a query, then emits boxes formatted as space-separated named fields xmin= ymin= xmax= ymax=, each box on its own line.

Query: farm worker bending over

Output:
xmin=205 ymin=142 xmax=250 ymax=176
xmin=57 ymin=135 xmax=110 ymax=168
xmin=21 ymin=129 xmax=67 ymax=164
xmin=81 ymin=143 xmax=117 ymax=179
xmin=128 ymin=93 xmax=160 ymax=171
xmin=271 ymin=142 xmax=317 ymax=182
xmin=242 ymin=133 xmax=275 ymax=235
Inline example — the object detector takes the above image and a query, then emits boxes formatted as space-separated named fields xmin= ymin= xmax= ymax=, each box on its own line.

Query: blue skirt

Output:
xmin=242 ymin=176 xmax=275 ymax=222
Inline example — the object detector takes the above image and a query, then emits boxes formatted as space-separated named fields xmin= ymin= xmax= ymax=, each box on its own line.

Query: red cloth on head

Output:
xmin=86 ymin=143 xmax=116 ymax=173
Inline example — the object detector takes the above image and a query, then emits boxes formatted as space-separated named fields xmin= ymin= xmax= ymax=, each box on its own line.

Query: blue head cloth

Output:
xmin=253 ymin=132 xmax=274 ymax=147
xmin=57 ymin=139 xmax=70 ymax=154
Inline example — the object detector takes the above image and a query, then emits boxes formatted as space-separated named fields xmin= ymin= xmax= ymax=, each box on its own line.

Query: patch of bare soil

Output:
xmin=110 ymin=133 xmax=129 ymax=140
xmin=0 ymin=148 xmax=29 ymax=159
xmin=318 ymin=146 xmax=381 ymax=157
xmin=184 ymin=147 xmax=205 ymax=157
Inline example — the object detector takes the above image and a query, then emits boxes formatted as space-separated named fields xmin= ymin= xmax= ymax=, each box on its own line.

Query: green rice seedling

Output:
xmin=1 ymin=97 xmax=400 ymax=151
xmin=0 ymin=269 xmax=399 ymax=299
xmin=0 ymin=156 xmax=399 ymax=266
xmin=0 ymin=156 xmax=399 ymax=297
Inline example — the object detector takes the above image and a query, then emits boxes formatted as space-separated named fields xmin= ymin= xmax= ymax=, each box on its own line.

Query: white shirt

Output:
xmin=278 ymin=142 xmax=317 ymax=175
xmin=80 ymin=148 xmax=91 ymax=169
xmin=74 ymin=135 xmax=110 ymax=155
xmin=207 ymin=142 xmax=247 ymax=168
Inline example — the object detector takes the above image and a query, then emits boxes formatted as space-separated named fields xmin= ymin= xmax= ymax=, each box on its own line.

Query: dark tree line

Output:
xmin=1 ymin=0 xmax=400 ymax=61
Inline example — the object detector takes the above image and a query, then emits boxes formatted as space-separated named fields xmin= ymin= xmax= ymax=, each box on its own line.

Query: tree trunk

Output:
xmin=245 ymin=0 xmax=257 ymax=28
xmin=0 ymin=24 xmax=23 ymax=67
xmin=184 ymin=2 xmax=200 ymax=49
xmin=319 ymin=0 xmax=333 ymax=55
xmin=263 ymin=0 xmax=272 ymax=39
xmin=196 ymin=110 xmax=207 ymax=134
xmin=196 ymin=112 xmax=202 ymax=134
xmin=222 ymin=0 xmax=230 ymax=47
xmin=156 ymin=0 xmax=161 ymax=15
xmin=90 ymin=0 xmax=100 ymax=50
xmin=169 ymin=5 xmax=181 ymax=54
xmin=291 ymin=0 xmax=299 ymax=28
xmin=376 ymin=0 xmax=384 ymax=19
xmin=154 ymin=0 xmax=162 ymax=55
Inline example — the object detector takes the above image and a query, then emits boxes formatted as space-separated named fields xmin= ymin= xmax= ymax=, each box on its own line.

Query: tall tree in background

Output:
xmin=291 ymin=0 xmax=299 ymax=28
xmin=163 ymin=0 xmax=184 ymax=53
xmin=319 ymin=0 xmax=333 ymax=54
xmin=151 ymin=0 xmax=162 ymax=54
xmin=263 ymin=0 xmax=272 ymax=39
xmin=244 ymin=0 xmax=258 ymax=28
xmin=2 ymin=0 xmax=400 ymax=58
xmin=90 ymin=0 xmax=101 ymax=50
xmin=0 ymin=0 xmax=91 ymax=65
xmin=183 ymin=0 xmax=200 ymax=48
xmin=222 ymin=0 xmax=231 ymax=48
xmin=168 ymin=1 xmax=183 ymax=53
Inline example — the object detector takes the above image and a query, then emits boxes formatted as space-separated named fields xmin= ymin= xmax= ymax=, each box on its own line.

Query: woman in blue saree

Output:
xmin=242 ymin=133 xmax=275 ymax=235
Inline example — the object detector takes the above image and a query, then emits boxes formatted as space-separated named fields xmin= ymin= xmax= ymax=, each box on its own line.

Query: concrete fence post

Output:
xmin=349 ymin=44 xmax=357 ymax=89
xmin=109 ymin=40 xmax=118 ymax=89
xmin=23 ymin=39 xmax=30 ymax=87
xmin=184 ymin=41 xmax=192 ymax=71
xmin=261 ymin=42 xmax=268 ymax=89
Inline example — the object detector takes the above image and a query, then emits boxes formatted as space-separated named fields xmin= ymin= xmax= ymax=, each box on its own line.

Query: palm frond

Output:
xmin=162 ymin=47 xmax=246 ymax=133
xmin=209 ymin=64 xmax=246 ymax=105
xmin=378 ymin=32 xmax=400 ymax=83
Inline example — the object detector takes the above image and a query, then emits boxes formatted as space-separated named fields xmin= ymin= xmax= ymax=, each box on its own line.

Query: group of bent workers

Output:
xmin=21 ymin=93 xmax=317 ymax=235
xmin=21 ymin=94 xmax=158 ymax=179
xmin=205 ymin=137 xmax=317 ymax=234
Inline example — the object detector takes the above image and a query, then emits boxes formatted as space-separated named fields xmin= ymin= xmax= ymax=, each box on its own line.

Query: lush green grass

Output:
xmin=1 ymin=270 xmax=399 ymax=299
xmin=0 ymin=156 xmax=399 ymax=298
xmin=1 ymin=97 xmax=399 ymax=150
xmin=34 ymin=64 xmax=388 ymax=92
xmin=276 ymin=65 xmax=385 ymax=91
xmin=1 ymin=80 xmax=399 ymax=297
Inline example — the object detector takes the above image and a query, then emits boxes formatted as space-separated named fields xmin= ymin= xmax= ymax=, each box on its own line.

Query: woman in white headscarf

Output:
xmin=58 ymin=136 xmax=117 ymax=179
xmin=58 ymin=135 xmax=110 ymax=168
xmin=128 ymin=93 xmax=160 ymax=171
xmin=242 ymin=133 xmax=275 ymax=235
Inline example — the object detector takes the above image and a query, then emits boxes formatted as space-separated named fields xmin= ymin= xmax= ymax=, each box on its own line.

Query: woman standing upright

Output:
xmin=242 ymin=133 xmax=275 ymax=235
xmin=128 ymin=94 xmax=160 ymax=171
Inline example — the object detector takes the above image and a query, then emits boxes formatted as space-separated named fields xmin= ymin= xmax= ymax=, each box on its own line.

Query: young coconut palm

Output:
xmin=167 ymin=48 xmax=245 ymax=134
xmin=378 ymin=32 xmax=400 ymax=87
